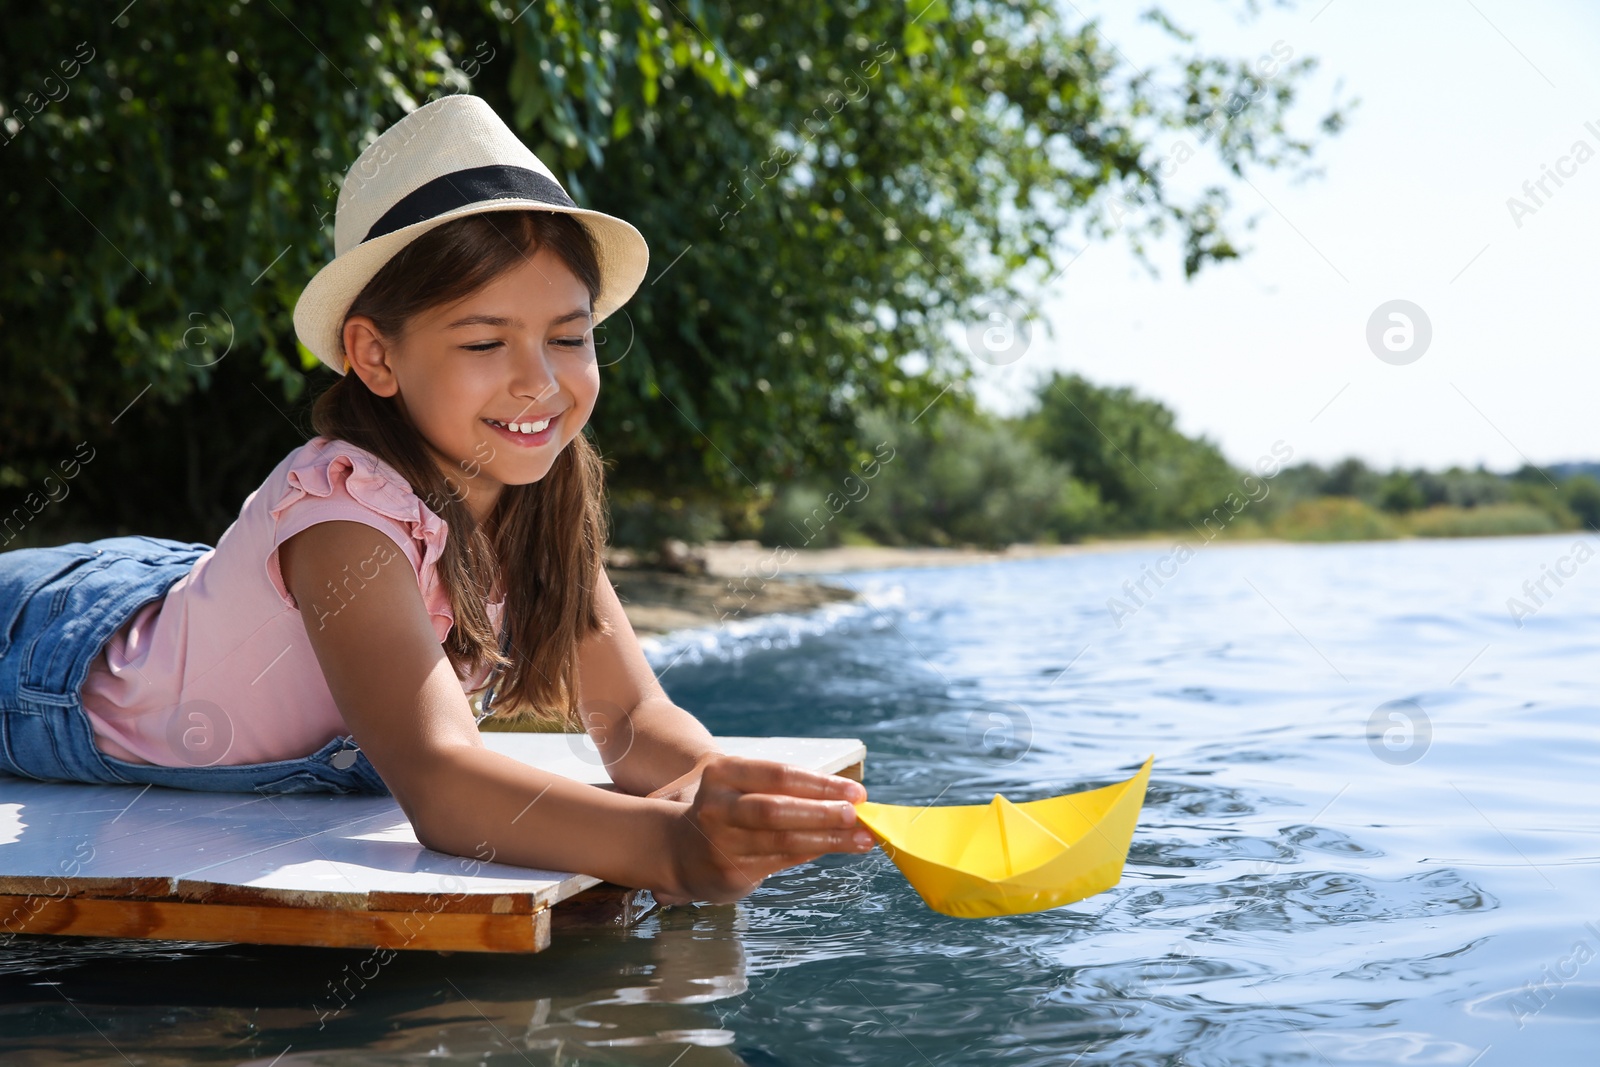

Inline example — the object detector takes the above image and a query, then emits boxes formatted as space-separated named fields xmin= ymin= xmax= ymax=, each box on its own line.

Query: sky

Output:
xmin=967 ymin=0 xmax=1600 ymax=473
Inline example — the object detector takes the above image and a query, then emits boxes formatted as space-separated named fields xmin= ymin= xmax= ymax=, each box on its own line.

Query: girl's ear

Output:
xmin=342 ymin=314 xmax=400 ymax=398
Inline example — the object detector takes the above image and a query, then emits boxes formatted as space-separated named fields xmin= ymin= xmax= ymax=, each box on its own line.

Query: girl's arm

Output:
xmin=280 ymin=520 xmax=871 ymax=902
xmin=572 ymin=565 xmax=725 ymax=799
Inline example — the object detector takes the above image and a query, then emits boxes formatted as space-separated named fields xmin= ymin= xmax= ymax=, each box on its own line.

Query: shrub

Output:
xmin=760 ymin=405 xmax=1106 ymax=549
xmin=1402 ymin=503 xmax=1560 ymax=538
xmin=1564 ymin=475 xmax=1600 ymax=530
xmin=608 ymin=488 xmax=727 ymax=549
xmin=1270 ymin=497 xmax=1399 ymax=541
xmin=761 ymin=484 xmax=851 ymax=549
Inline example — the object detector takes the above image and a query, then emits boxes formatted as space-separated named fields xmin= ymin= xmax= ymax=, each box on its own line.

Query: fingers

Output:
xmin=694 ymin=757 xmax=875 ymax=855
xmin=691 ymin=816 xmax=877 ymax=860
xmin=741 ymin=827 xmax=877 ymax=855
xmin=703 ymin=756 xmax=866 ymax=803
xmin=725 ymin=792 xmax=861 ymax=831
xmin=669 ymin=757 xmax=876 ymax=904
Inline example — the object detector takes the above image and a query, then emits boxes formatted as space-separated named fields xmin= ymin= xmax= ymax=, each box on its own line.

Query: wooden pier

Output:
xmin=0 ymin=735 xmax=866 ymax=954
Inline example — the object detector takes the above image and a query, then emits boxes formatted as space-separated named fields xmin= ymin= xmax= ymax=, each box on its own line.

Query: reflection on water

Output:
xmin=0 ymin=905 xmax=754 ymax=1065
xmin=1 ymin=534 xmax=1597 ymax=1064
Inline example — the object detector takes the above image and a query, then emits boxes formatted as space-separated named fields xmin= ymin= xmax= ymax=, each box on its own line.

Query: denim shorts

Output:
xmin=0 ymin=535 xmax=390 ymax=796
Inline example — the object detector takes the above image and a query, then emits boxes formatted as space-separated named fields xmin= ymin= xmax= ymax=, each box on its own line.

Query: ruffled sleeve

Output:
xmin=264 ymin=436 xmax=456 ymax=643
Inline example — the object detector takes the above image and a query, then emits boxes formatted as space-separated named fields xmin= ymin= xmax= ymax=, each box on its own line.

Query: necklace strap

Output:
xmin=474 ymin=624 xmax=517 ymax=725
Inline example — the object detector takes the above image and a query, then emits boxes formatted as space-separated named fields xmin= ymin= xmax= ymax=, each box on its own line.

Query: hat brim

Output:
xmin=292 ymin=200 xmax=650 ymax=376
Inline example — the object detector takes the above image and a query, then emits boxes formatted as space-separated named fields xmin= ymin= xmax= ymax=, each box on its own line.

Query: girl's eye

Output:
xmin=463 ymin=339 xmax=587 ymax=352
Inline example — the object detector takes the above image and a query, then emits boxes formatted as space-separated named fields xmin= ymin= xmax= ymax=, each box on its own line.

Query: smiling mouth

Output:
xmin=481 ymin=414 xmax=561 ymax=448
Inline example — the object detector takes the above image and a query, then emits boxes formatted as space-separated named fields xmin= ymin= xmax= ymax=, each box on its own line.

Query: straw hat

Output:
xmin=292 ymin=93 xmax=649 ymax=376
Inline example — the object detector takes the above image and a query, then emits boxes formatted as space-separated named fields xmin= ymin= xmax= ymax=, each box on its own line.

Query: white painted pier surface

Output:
xmin=0 ymin=735 xmax=867 ymax=953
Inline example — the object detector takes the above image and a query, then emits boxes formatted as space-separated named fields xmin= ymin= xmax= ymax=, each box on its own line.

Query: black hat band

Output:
xmin=361 ymin=163 xmax=577 ymax=244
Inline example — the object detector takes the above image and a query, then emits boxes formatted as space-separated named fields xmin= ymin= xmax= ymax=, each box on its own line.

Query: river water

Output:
xmin=1 ymin=534 xmax=1595 ymax=1064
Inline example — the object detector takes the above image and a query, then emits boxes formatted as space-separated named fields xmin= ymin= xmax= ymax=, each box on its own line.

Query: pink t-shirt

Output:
xmin=80 ymin=435 xmax=504 ymax=767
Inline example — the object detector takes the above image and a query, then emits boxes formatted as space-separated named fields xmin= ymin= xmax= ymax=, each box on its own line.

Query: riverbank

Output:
xmin=606 ymin=537 xmax=1180 ymax=636
xmin=607 ymin=523 xmax=1593 ymax=636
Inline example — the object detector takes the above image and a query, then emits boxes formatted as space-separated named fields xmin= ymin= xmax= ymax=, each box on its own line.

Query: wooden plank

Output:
xmin=0 ymin=893 xmax=550 ymax=952
xmin=0 ymin=735 xmax=866 ymax=953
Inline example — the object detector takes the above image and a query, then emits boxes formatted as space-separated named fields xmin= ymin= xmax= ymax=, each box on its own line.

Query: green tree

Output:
xmin=1425 ymin=465 xmax=1510 ymax=508
xmin=1378 ymin=470 xmax=1424 ymax=513
xmin=768 ymin=404 xmax=1104 ymax=548
xmin=1564 ymin=474 xmax=1600 ymax=531
xmin=1 ymin=1 xmax=721 ymax=541
xmin=582 ymin=2 xmax=1350 ymax=511
xmin=1021 ymin=371 xmax=1237 ymax=531
xmin=1 ymin=1 xmax=1349 ymax=543
xmin=1321 ymin=458 xmax=1379 ymax=501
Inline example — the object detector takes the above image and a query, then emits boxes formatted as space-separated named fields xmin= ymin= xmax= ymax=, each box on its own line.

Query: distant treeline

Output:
xmin=711 ymin=372 xmax=1600 ymax=551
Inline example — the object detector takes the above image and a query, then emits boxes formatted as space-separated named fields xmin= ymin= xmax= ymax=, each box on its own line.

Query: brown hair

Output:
xmin=310 ymin=209 xmax=613 ymax=728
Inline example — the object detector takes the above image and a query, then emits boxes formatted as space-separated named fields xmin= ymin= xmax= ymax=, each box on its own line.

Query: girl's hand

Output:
xmin=645 ymin=751 xmax=722 ymax=805
xmin=656 ymin=755 xmax=873 ymax=906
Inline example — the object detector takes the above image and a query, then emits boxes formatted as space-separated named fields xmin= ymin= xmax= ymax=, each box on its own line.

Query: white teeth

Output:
xmin=488 ymin=417 xmax=553 ymax=435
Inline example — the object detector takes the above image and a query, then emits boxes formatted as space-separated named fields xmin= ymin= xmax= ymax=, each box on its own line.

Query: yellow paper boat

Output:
xmin=853 ymin=755 xmax=1155 ymax=918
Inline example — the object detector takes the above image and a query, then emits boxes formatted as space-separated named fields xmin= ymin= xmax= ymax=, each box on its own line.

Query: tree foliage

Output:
xmin=1022 ymin=371 xmax=1238 ymax=531
xmin=0 ymin=0 xmax=1347 ymax=544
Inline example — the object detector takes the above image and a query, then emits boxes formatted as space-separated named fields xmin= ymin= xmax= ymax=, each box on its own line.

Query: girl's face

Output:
xmin=342 ymin=242 xmax=599 ymax=526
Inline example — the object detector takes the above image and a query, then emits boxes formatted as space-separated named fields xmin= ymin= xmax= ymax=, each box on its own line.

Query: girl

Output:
xmin=0 ymin=94 xmax=874 ymax=907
